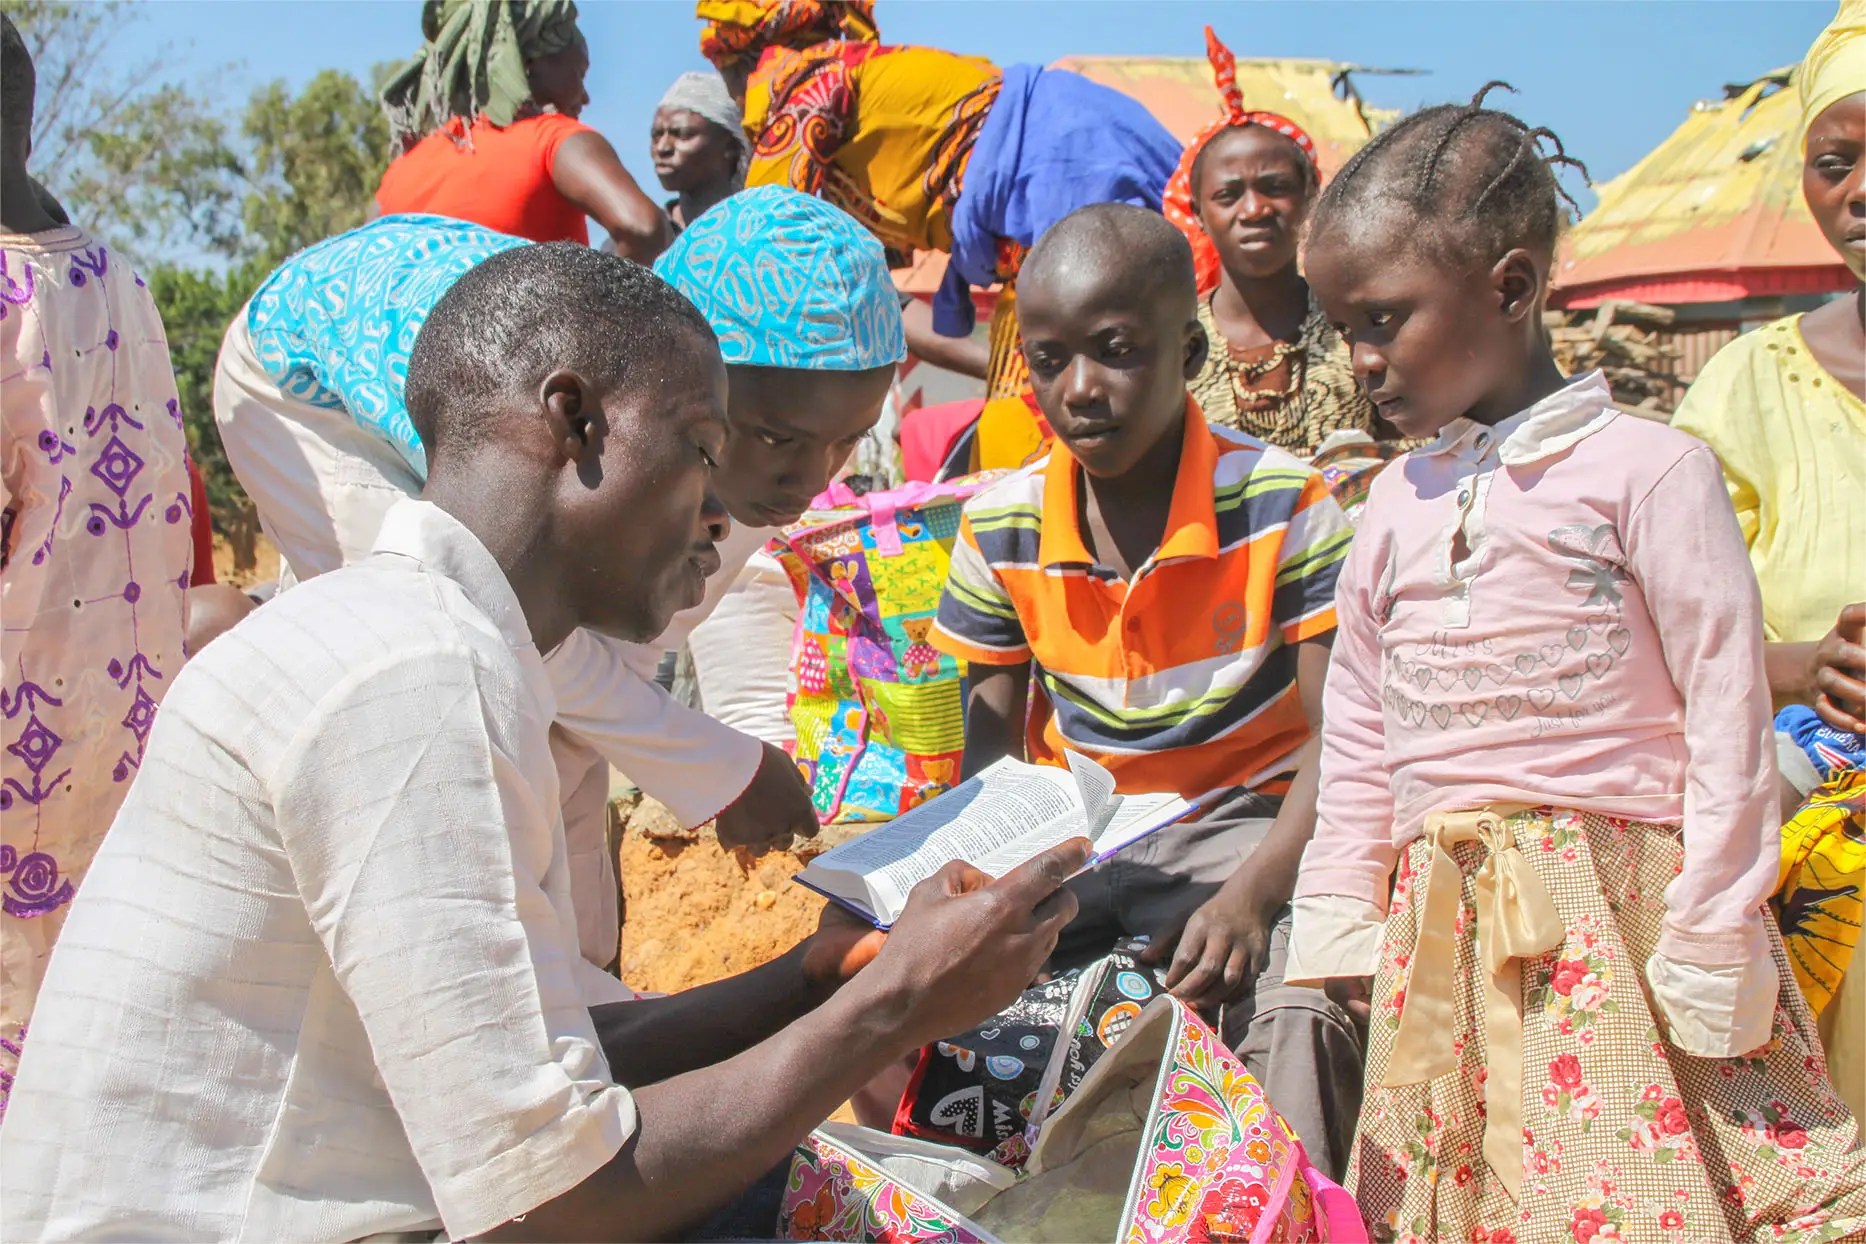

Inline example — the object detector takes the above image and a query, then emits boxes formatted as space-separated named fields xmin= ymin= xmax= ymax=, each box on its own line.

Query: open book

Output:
xmin=795 ymin=752 xmax=1194 ymax=929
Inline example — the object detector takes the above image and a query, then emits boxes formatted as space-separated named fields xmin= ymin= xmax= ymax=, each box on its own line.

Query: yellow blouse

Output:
xmin=1673 ymin=314 xmax=1866 ymax=644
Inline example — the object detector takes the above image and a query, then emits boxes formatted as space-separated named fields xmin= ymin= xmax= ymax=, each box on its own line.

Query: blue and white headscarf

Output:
xmin=245 ymin=214 xmax=527 ymax=478
xmin=653 ymin=186 xmax=905 ymax=371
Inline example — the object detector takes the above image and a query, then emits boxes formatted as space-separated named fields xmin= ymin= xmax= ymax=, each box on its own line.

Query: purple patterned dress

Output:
xmin=0 ymin=226 xmax=192 ymax=1115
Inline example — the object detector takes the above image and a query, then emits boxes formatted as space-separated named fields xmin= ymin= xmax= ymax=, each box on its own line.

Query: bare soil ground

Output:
xmin=211 ymin=532 xmax=282 ymax=589
xmin=613 ymin=796 xmax=868 ymax=1124
xmin=609 ymin=789 xmax=873 ymax=995
xmin=616 ymin=821 xmax=829 ymax=995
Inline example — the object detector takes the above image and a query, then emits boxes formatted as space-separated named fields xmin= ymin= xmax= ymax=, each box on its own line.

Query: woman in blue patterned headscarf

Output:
xmin=655 ymin=184 xmax=905 ymax=530
xmin=650 ymin=185 xmax=906 ymax=865
xmin=212 ymin=198 xmax=906 ymax=971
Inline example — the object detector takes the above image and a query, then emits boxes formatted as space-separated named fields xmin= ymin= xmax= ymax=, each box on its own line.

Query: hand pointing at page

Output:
xmin=849 ymin=837 xmax=1090 ymax=1050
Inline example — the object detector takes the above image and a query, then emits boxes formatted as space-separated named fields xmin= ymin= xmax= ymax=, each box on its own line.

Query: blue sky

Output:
xmin=117 ymin=0 xmax=1828 ymax=205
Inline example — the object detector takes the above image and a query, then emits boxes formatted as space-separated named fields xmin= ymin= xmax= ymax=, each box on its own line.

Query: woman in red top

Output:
xmin=376 ymin=0 xmax=667 ymax=259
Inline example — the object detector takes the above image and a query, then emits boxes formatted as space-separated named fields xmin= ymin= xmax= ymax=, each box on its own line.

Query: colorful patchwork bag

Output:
xmin=781 ymin=997 xmax=1368 ymax=1243
xmin=771 ymin=474 xmax=1004 ymax=823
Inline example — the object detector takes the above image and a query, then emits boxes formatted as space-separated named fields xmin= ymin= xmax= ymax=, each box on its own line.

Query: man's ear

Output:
xmin=539 ymin=370 xmax=600 ymax=463
xmin=1184 ymin=318 xmax=1211 ymax=381
xmin=1491 ymin=248 xmax=1545 ymax=324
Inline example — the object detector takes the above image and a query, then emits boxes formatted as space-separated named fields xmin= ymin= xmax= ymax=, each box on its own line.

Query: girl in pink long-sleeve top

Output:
xmin=1289 ymin=85 xmax=1866 ymax=1243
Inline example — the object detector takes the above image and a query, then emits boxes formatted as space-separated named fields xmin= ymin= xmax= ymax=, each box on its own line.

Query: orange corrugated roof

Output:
xmin=1551 ymin=70 xmax=1849 ymax=303
xmin=895 ymin=54 xmax=1391 ymax=295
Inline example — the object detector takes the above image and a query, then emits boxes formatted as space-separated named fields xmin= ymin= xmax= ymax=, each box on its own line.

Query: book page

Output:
xmin=807 ymin=760 xmax=1081 ymax=918
xmin=1090 ymin=791 xmax=1190 ymax=859
xmin=972 ymin=790 xmax=1193 ymax=884
xmin=1064 ymin=750 xmax=1121 ymax=837
xmin=964 ymin=807 xmax=1092 ymax=879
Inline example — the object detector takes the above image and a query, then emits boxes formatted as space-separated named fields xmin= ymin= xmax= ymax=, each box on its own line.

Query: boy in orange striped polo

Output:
xmin=929 ymin=204 xmax=1363 ymax=1176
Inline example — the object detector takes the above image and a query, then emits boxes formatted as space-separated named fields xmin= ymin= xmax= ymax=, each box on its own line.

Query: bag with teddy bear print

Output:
xmin=770 ymin=473 xmax=1005 ymax=824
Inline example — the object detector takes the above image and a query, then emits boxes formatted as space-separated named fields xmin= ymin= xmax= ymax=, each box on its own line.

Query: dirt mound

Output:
xmin=616 ymin=798 xmax=832 ymax=995
xmin=614 ymin=800 xmax=873 ymax=1124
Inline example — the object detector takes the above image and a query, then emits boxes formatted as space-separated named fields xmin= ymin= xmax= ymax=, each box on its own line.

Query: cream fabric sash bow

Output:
xmin=1379 ymin=806 xmax=1566 ymax=1199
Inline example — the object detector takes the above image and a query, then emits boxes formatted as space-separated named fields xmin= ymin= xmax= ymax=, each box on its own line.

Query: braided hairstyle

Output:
xmin=1310 ymin=83 xmax=1589 ymax=269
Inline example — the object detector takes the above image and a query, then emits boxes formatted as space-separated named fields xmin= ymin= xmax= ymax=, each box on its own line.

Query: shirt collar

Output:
xmin=1036 ymin=395 xmax=1220 ymax=569
xmin=1419 ymin=370 xmax=1618 ymax=467
xmin=370 ymin=498 xmax=536 ymax=654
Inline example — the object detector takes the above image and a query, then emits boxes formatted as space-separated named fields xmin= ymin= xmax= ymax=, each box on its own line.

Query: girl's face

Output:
xmin=651 ymin=107 xmax=741 ymax=195
xmin=1804 ymin=91 xmax=1865 ymax=280
xmin=1306 ymin=216 xmax=1541 ymax=439
xmin=1194 ymin=126 xmax=1315 ymax=282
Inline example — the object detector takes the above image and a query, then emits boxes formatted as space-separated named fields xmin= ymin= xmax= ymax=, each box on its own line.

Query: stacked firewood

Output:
xmin=1546 ymin=300 xmax=1681 ymax=417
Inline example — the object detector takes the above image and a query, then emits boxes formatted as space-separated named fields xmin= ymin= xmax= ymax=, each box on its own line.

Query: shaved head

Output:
xmin=1013 ymin=203 xmax=1206 ymax=479
xmin=1019 ymin=202 xmax=1198 ymax=322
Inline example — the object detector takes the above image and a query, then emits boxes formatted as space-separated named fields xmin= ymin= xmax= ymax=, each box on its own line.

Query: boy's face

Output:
xmin=714 ymin=363 xmax=893 ymax=528
xmin=1306 ymin=215 xmax=1536 ymax=440
xmin=562 ymin=340 xmax=732 ymax=642
xmin=1016 ymin=262 xmax=1204 ymax=478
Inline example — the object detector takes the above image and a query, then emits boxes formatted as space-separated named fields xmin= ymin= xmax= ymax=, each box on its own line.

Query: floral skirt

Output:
xmin=1352 ymin=808 xmax=1866 ymax=1244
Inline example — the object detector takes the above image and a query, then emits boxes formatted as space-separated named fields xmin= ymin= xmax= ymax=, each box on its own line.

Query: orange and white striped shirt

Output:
xmin=930 ymin=400 xmax=1349 ymax=798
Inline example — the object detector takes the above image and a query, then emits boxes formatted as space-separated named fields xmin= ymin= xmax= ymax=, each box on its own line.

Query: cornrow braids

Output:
xmin=1312 ymin=82 xmax=1591 ymax=269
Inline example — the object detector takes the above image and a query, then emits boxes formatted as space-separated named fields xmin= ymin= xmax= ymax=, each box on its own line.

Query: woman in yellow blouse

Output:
xmin=1672 ymin=0 xmax=1865 ymax=1123
xmin=1672 ymin=16 xmax=1863 ymax=708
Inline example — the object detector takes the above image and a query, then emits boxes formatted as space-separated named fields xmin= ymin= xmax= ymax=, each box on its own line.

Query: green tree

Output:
xmin=9 ymin=0 xmax=393 ymax=571
xmin=151 ymin=69 xmax=391 ymax=571
xmin=237 ymin=69 xmax=392 ymax=268
xmin=3 ymin=0 xmax=243 ymax=260
xmin=143 ymin=261 xmax=268 ymax=569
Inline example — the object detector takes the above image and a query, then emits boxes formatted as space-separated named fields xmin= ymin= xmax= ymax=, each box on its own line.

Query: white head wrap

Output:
xmin=658 ymin=71 xmax=746 ymax=147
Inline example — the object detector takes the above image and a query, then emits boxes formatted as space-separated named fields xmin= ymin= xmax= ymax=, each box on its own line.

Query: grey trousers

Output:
xmin=1049 ymin=790 xmax=1366 ymax=1181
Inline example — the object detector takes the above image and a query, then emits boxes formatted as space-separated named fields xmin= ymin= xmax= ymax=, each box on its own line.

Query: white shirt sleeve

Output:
xmin=271 ymin=645 xmax=636 ymax=1240
xmin=1646 ymin=951 xmax=1781 ymax=1058
xmin=546 ymin=628 xmax=764 ymax=828
xmin=1284 ymin=894 xmax=1388 ymax=986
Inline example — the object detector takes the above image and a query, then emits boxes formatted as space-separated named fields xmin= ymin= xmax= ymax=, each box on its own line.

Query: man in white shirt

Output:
xmin=213 ymin=197 xmax=910 ymax=990
xmin=0 ymin=243 xmax=1086 ymax=1242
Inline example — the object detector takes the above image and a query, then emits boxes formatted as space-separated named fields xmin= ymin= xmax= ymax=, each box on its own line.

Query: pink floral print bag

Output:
xmin=780 ymin=997 xmax=1366 ymax=1243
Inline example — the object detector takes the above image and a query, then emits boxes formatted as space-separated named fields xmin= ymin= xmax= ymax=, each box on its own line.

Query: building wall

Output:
xmin=1660 ymin=324 xmax=1740 ymax=389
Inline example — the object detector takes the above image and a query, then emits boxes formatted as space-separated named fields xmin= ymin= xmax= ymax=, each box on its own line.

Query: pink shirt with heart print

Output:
xmin=1298 ymin=371 xmax=1778 ymax=964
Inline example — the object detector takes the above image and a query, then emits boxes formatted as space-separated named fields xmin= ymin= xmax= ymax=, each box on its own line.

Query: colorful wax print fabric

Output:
xmin=653 ymin=185 xmax=905 ymax=371
xmin=243 ymin=213 xmax=525 ymax=479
